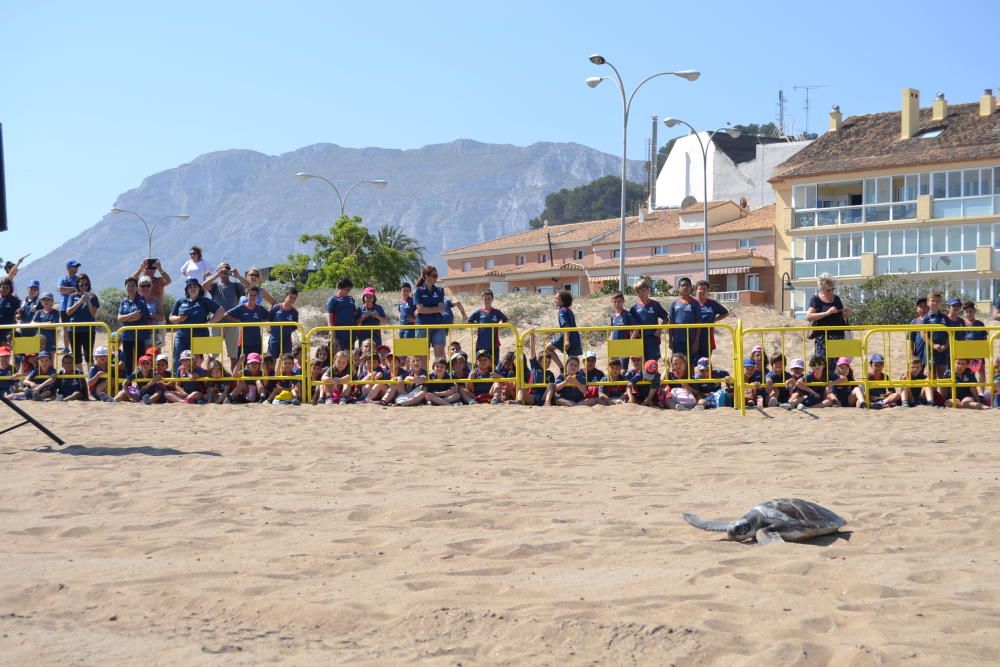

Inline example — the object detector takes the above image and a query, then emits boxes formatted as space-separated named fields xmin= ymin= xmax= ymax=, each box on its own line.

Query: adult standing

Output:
xmin=694 ymin=280 xmax=729 ymax=362
xmin=668 ymin=277 xmax=701 ymax=366
xmin=57 ymin=260 xmax=81 ymax=353
xmin=169 ymin=278 xmax=225 ymax=371
xmin=0 ymin=279 xmax=21 ymax=346
xmin=238 ymin=267 xmax=276 ymax=307
xmin=414 ymin=265 xmax=447 ymax=360
xmin=180 ymin=246 xmax=212 ymax=284
xmin=805 ymin=273 xmax=850 ymax=374
xmin=131 ymin=258 xmax=171 ymax=345
xmin=202 ymin=262 xmax=245 ymax=368
xmin=15 ymin=280 xmax=41 ymax=339
xmin=117 ymin=276 xmax=151 ymax=375
xmin=64 ymin=273 xmax=100 ymax=369
xmin=629 ymin=278 xmax=669 ymax=365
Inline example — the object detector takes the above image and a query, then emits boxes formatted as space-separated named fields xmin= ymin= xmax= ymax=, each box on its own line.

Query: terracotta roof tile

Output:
xmin=591 ymin=249 xmax=767 ymax=270
xmin=772 ymin=101 xmax=1000 ymax=181
xmin=606 ymin=204 xmax=775 ymax=244
xmin=442 ymin=217 xmax=622 ymax=255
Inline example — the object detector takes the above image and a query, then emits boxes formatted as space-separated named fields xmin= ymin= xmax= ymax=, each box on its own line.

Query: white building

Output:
xmin=654 ymin=132 xmax=811 ymax=209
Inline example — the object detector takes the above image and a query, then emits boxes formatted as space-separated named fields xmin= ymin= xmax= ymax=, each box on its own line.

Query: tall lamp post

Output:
xmin=295 ymin=173 xmax=388 ymax=218
xmin=586 ymin=55 xmax=699 ymax=291
xmin=661 ymin=118 xmax=741 ymax=282
xmin=110 ymin=208 xmax=190 ymax=258
xmin=780 ymin=271 xmax=794 ymax=316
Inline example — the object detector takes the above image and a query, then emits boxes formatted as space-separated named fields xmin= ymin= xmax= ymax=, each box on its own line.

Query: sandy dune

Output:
xmin=1 ymin=403 xmax=999 ymax=665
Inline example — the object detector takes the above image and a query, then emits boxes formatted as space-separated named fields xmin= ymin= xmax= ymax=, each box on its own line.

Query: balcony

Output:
xmin=793 ymin=202 xmax=917 ymax=228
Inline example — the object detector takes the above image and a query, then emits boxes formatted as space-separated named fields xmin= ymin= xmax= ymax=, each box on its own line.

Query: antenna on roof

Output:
xmin=793 ymin=84 xmax=829 ymax=136
xmin=777 ymin=89 xmax=786 ymax=137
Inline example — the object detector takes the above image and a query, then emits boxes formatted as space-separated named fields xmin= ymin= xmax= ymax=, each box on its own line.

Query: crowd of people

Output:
xmin=2 ymin=251 xmax=999 ymax=410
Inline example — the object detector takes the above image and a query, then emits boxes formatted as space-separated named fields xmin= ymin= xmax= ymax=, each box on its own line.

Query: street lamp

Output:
xmin=295 ymin=173 xmax=389 ymax=219
xmin=662 ymin=118 xmax=741 ymax=282
xmin=109 ymin=208 xmax=190 ymax=258
xmin=780 ymin=271 xmax=794 ymax=316
xmin=586 ymin=54 xmax=699 ymax=291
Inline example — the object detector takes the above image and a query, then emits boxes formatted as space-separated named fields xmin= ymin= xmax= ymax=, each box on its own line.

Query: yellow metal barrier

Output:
xmin=1 ymin=321 xmax=114 ymax=399
xmin=112 ymin=322 xmax=307 ymax=400
xmin=517 ymin=322 xmax=741 ymax=408
xmin=302 ymin=323 xmax=522 ymax=404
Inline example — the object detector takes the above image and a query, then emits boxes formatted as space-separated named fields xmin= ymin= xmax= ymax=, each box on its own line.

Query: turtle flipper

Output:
xmin=683 ymin=513 xmax=730 ymax=532
xmin=755 ymin=528 xmax=785 ymax=545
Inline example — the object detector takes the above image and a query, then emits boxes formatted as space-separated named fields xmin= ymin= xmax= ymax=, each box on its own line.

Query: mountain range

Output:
xmin=21 ymin=139 xmax=644 ymax=294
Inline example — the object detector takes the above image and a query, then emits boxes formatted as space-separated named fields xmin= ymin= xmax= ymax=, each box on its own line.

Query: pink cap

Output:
xmin=363 ymin=287 xmax=376 ymax=297
xmin=836 ymin=357 xmax=851 ymax=366
xmin=247 ymin=352 xmax=262 ymax=363
xmin=751 ymin=345 xmax=763 ymax=353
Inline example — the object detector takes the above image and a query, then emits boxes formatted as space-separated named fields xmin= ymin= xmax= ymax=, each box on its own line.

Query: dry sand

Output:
xmin=1 ymin=402 xmax=999 ymax=666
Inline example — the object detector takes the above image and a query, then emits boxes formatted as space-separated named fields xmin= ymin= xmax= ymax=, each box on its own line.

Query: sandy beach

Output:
xmin=1 ymin=403 xmax=999 ymax=665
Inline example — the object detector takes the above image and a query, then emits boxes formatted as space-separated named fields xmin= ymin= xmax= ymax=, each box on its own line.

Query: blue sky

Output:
xmin=3 ymin=0 xmax=998 ymax=264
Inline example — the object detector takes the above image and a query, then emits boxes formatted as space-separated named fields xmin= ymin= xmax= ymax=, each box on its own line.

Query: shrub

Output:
xmin=839 ymin=274 xmax=959 ymax=325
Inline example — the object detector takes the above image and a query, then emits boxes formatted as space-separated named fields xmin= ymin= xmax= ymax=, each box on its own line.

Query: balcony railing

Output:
xmin=793 ymin=202 xmax=917 ymax=228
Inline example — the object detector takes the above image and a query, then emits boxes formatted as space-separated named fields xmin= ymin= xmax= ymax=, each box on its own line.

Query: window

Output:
xmin=747 ymin=274 xmax=760 ymax=291
xmin=536 ymin=286 xmax=554 ymax=295
xmin=485 ymin=258 xmax=495 ymax=269
xmin=516 ymin=255 xmax=526 ymax=266
xmin=653 ymin=245 xmax=669 ymax=256
xmin=538 ymin=253 xmax=548 ymax=264
xmin=611 ymin=249 xmax=620 ymax=259
xmin=915 ymin=127 xmax=944 ymax=139
xmin=692 ymin=242 xmax=705 ymax=253
xmin=574 ymin=249 xmax=585 ymax=260
xmin=462 ymin=261 xmax=472 ymax=272
xmin=738 ymin=239 xmax=756 ymax=249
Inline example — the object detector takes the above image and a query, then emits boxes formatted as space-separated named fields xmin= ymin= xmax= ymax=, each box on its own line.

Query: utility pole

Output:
xmin=793 ymin=84 xmax=828 ymax=136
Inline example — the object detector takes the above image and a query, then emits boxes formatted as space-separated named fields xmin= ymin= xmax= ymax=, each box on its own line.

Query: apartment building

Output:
xmin=771 ymin=88 xmax=1000 ymax=316
xmin=441 ymin=201 xmax=777 ymax=305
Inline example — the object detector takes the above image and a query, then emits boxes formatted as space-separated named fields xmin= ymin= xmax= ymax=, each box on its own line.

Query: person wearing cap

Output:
xmin=694 ymin=280 xmax=729 ymax=362
xmin=741 ymin=357 xmax=764 ymax=408
xmin=267 ymin=286 xmax=300 ymax=359
xmin=0 ymin=345 xmax=15 ymax=396
xmin=581 ymin=351 xmax=608 ymax=403
xmin=629 ymin=279 xmax=669 ymax=366
xmin=694 ymin=356 xmax=733 ymax=408
xmin=180 ymin=245 xmax=212 ymax=284
xmin=626 ymin=358 xmax=661 ymax=407
xmin=53 ymin=352 xmax=87 ymax=401
xmin=786 ymin=355 xmax=831 ymax=410
xmin=449 ymin=351 xmax=471 ymax=380
xmin=355 ymin=286 xmax=387 ymax=347
xmin=115 ymin=355 xmax=155 ymax=402
xmin=9 ymin=350 xmax=57 ymax=401
xmin=0 ymin=278 xmax=21 ymax=345
xmin=858 ymin=353 xmax=891 ymax=409
xmin=467 ymin=290 xmax=509 ymax=362
xmin=805 ymin=273 xmax=851 ymax=378
xmin=118 ymin=276 xmax=152 ymax=374
xmin=169 ymin=278 xmax=225 ymax=371
xmin=826 ymin=357 xmax=860 ymax=408
xmin=166 ymin=349 xmax=207 ymax=404
xmin=87 ymin=346 xmax=112 ymax=401
xmin=65 ymin=273 xmax=100 ymax=369
xmin=30 ymin=292 xmax=60 ymax=354
xmin=57 ymin=260 xmax=82 ymax=353
xmin=15 ymin=279 xmax=41 ymax=340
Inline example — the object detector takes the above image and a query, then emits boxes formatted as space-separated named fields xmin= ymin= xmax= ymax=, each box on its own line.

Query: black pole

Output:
xmin=0 ymin=122 xmax=7 ymax=232
xmin=0 ymin=395 xmax=65 ymax=445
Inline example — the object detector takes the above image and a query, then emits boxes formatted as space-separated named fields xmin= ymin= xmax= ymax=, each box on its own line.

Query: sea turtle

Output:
xmin=683 ymin=498 xmax=847 ymax=545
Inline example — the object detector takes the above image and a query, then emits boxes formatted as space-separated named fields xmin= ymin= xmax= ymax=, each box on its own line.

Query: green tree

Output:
xmin=269 ymin=253 xmax=311 ymax=286
xmin=838 ymin=274 xmax=956 ymax=326
xmin=271 ymin=216 xmax=420 ymax=291
xmin=375 ymin=224 xmax=425 ymax=280
xmin=529 ymin=175 xmax=645 ymax=228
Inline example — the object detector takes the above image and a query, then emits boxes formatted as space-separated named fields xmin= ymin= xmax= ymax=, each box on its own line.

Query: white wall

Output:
xmin=654 ymin=135 xmax=811 ymax=208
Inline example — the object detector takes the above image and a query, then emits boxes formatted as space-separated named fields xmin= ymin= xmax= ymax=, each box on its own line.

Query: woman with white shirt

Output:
xmin=180 ymin=246 xmax=212 ymax=284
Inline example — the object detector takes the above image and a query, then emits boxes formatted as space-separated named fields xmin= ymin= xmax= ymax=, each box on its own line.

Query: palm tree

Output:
xmin=375 ymin=224 xmax=426 ymax=279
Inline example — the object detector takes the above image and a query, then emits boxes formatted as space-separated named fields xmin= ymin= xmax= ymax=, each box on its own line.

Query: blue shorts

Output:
xmin=549 ymin=333 xmax=582 ymax=357
xmin=414 ymin=328 xmax=447 ymax=346
xmin=398 ymin=328 xmax=416 ymax=339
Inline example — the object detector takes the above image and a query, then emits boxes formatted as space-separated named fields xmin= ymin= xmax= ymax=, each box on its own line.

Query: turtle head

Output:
xmin=726 ymin=519 xmax=755 ymax=542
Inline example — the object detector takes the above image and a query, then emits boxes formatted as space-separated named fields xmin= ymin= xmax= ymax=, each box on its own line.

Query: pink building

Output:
xmin=441 ymin=202 xmax=777 ymax=305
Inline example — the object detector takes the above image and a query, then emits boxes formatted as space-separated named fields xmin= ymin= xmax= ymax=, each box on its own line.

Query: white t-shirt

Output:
xmin=180 ymin=258 xmax=212 ymax=284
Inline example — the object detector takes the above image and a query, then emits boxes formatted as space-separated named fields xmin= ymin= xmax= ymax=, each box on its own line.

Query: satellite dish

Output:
xmin=680 ymin=195 xmax=697 ymax=208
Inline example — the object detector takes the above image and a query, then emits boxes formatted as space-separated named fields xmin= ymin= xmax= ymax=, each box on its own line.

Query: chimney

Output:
xmin=828 ymin=105 xmax=842 ymax=131
xmin=932 ymin=92 xmax=948 ymax=121
xmin=649 ymin=115 xmax=658 ymax=209
xmin=980 ymin=88 xmax=996 ymax=116
xmin=901 ymin=88 xmax=920 ymax=139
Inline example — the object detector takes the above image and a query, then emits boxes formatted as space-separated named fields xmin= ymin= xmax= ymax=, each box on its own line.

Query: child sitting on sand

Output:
xmin=858 ymin=354 xmax=892 ymax=409
xmin=666 ymin=352 xmax=701 ymax=411
xmin=765 ymin=354 xmax=790 ymax=408
xmin=599 ymin=358 xmax=628 ymax=405
xmin=321 ymin=350 xmax=355 ymax=404
xmin=517 ymin=338 xmax=555 ymax=406
xmin=466 ymin=350 xmax=503 ymax=405
xmin=55 ymin=353 xmax=87 ymax=401
xmin=784 ymin=357 xmax=828 ymax=410
xmin=626 ymin=358 xmax=661 ymax=408
xmin=826 ymin=357 xmax=861 ymax=408
xmin=942 ymin=358 xmax=987 ymax=410
xmin=554 ymin=355 xmax=588 ymax=406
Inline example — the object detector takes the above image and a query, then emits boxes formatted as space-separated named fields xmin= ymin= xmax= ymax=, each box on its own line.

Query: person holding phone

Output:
xmin=131 ymin=257 xmax=171 ymax=345
xmin=65 ymin=273 xmax=100 ymax=370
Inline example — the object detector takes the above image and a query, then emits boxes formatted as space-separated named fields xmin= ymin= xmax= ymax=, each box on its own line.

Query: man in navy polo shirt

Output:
xmin=467 ymin=290 xmax=509 ymax=360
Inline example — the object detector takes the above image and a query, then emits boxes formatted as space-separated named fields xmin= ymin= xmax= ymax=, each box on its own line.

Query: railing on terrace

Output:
xmin=793 ymin=202 xmax=917 ymax=228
